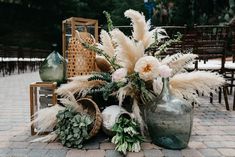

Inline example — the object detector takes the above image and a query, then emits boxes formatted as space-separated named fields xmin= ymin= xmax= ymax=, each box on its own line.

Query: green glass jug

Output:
xmin=145 ymin=78 xmax=193 ymax=149
xmin=39 ymin=49 xmax=66 ymax=84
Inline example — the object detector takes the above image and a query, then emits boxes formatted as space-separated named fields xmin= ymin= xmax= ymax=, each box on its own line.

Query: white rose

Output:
xmin=134 ymin=56 xmax=160 ymax=81
xmin=157 ymin=65 xmax=172 ymax=78
xmin=112 ymin=68 xmax=127 ymax=82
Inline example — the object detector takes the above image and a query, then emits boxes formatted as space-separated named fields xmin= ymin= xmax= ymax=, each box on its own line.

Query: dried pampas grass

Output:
xmin=170 ymin=71 xmax=225 ymax=102
xmin=31 ymin=132 xmax=57 ymax=143
xmin=117 ymin=83 xmax=133 ymax=106
xmin=153 ymin=71 xmax=225 ymax=102
xmin=124 ymin=9 xmax=156 ymax=48
xmin=31 ymin=104 xmax=64 ymax=134
xmin=161 ymin=53 xmax=198 ymax=75
xmin=59 ymin=92 xmax=83 ymax=113
xmin=111 ymin=29 xmax=144 ymax=73
xmin=97 ymin=30 xmax=115 ymax=58
xmin=56 ymin=79 xmax=103 ymax=97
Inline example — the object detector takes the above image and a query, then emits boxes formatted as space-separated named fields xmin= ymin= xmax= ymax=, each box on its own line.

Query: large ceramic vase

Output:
xmin=39 ymin=50 xmax=66 ymax=84
xmin=145 ymin=78 xmax=193 ymax=149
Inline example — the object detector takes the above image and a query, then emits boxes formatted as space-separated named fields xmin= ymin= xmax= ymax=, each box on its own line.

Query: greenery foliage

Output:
xmin=56 ymin=107 xmax=93 ymax=148
xmin=152 ymin=0 xmax=230 ymax=26
xmin=103 ymin=11 xmax=114 ymax=32
xmin=145 ymin=32 xmax=182 ymax=56
xmin=88 ymin=72 xmax=126 ymax=101
xmin=87 ymin=70 xmax=152 ymax=103
xmin=111 ymin=116 xmax=144 ymax=154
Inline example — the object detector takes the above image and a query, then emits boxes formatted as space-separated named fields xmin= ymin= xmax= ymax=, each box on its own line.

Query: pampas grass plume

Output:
xmin=31 ymin=104 xmax=64 ymax=134
xmin=124 ymin=9 xmax=156 ymax=48
xmin=97 ymin=30 xmax=115 ymax=58
xmin=170 ymin=71 xmax=225 ymax=102
xmin=111 ymin=29 xmax=144 ymax=73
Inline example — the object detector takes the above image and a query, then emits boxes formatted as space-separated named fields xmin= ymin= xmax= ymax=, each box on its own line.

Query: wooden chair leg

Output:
xmin=233 ymin=89 xmax=235 ymax=111
xmin=219 ymin=87 xmax=222 ymax=103
xmin=230 ymin=71 xmax=234 ymax=94
xmin=210 ymin=92 xmax=213 ymax=103
xmin=223 ymin=86 xmax=230 ymax=111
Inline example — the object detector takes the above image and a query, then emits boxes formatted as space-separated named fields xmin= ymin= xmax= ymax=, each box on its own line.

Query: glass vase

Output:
xmin=144 ymin=78 xmax=193 ymax=149
xmin=39 ymin=51 xmax=66 ymax=84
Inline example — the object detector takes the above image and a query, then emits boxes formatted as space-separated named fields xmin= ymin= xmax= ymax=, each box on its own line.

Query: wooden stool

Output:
xmin=30 ymin=82 xmax=57 ymax=135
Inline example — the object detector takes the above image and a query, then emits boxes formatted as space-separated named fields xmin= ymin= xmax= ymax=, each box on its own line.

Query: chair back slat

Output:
xmin=193 ymin=25 xmax=229 ymax=71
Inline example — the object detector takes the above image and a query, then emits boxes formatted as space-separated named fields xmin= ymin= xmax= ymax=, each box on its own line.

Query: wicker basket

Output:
xmin=77 ymin=98 xmax=102 ymax=138
xmin=67 ymin=32 xmax=96 ymax=78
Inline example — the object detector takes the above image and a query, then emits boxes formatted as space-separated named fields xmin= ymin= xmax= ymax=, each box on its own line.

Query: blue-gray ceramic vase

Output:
xmin=145 ymin=78 xmax=193 ymax=149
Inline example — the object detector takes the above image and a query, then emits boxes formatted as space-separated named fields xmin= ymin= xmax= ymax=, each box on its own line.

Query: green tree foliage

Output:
xmin=110 ymin=0 xmax=145 ymax=26
xmin=0 ymin=0 xmax=145 ymax=49
xmin=152 ymin=0 xmax=230 ymax=26
xmin=0 ymin=0 xmax=230 ymax=50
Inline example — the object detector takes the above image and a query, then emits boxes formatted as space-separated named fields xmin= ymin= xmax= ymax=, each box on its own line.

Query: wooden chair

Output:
xmin=193 ymin=25 xmax=230 ymax=110
xmin=223 ymin=24 xmax=235 ymax=110
xmin=161 ymin=26 xmax=187 ymax=55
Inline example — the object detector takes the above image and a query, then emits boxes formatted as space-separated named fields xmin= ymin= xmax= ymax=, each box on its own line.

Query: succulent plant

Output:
xmin=111 ymin=116 xmax=144 ymax=154
xmin=55 ymin=107 xmax=94 ymax=148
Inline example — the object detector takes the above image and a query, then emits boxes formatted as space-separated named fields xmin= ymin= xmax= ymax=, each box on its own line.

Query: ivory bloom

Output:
xmin=112 ymin=68 xmax=127 ymax=82
xmin=134 ymin=56 xmax=159 ymax=81
xmin=158 ymin=65 xmax=172 ymax=78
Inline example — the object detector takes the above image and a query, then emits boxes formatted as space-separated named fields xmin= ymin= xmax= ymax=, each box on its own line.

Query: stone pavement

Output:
xmin=0 ymin=72 xmax=235 ymax=157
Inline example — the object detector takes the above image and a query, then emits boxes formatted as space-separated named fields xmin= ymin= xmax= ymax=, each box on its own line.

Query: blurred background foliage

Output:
xmin=0 ymin=0 xmax=233 ymax=49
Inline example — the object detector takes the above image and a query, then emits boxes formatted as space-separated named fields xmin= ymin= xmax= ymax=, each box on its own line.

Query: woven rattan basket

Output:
xmin=67 ymin=32 xmax=96 ymax=78
xmin=77 ymin=98 xmax=102 ymax=138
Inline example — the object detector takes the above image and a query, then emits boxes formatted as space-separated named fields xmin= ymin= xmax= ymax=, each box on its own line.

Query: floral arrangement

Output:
xmin=57 ymin=9 xmax=225 ymax=134
xmin=32 ymin=9 xmax=225 ymax=153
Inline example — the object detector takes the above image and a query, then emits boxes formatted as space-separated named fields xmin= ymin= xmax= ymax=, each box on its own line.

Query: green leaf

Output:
xmin=85 ymin=116 xmax=93 ymax=125
xmin=74 ymin=133 xmax=80 ymax=138
xmin=73 ymin=123 xmax=79 ymax=127
xmin=66 ymin=135 xmax=72 ymax=140
xmin=66 ymin=142 xmax=72 ymax=147
xmin=79 ymin=122 xmax=85 ymax=128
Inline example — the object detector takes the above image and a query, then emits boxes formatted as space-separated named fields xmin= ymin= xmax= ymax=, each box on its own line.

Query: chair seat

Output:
xmin=185 ymin=63 xmax=195 ymax=70
xmin=225 ymin=61 xmax=235 ymax=69
xmin=198 ymin=60 xmax=222 ymax=70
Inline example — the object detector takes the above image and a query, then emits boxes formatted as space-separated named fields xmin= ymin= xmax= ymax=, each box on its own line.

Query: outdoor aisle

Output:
xmin=0 ymin=72 xmax=235 ymax=157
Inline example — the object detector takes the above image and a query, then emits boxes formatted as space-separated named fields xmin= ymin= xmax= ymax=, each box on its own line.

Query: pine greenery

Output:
xmin=88 ymin=72 xmax=112 ymax=82
xmin=145 ymin=32 xmax=183 ymax=56
xmin=127 ymin=73 xmax=153 ymax=103
xmin=103 ymin=11 xmax=114 ymax=32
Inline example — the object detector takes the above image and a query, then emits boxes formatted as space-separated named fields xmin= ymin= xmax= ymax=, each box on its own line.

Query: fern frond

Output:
xmin=145 ymin=32 xmax=182 ymax=56
xmin=88 ymin=72 xmax=112 ymax=82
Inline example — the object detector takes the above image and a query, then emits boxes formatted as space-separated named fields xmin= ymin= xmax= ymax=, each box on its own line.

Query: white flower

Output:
xmin=157 ymin=65 xmax=172 ymax=78
xmin=134 ymin=56 xmax=159 ymax=81
xmin=112 ymin=68 xmax=127 ymax=82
